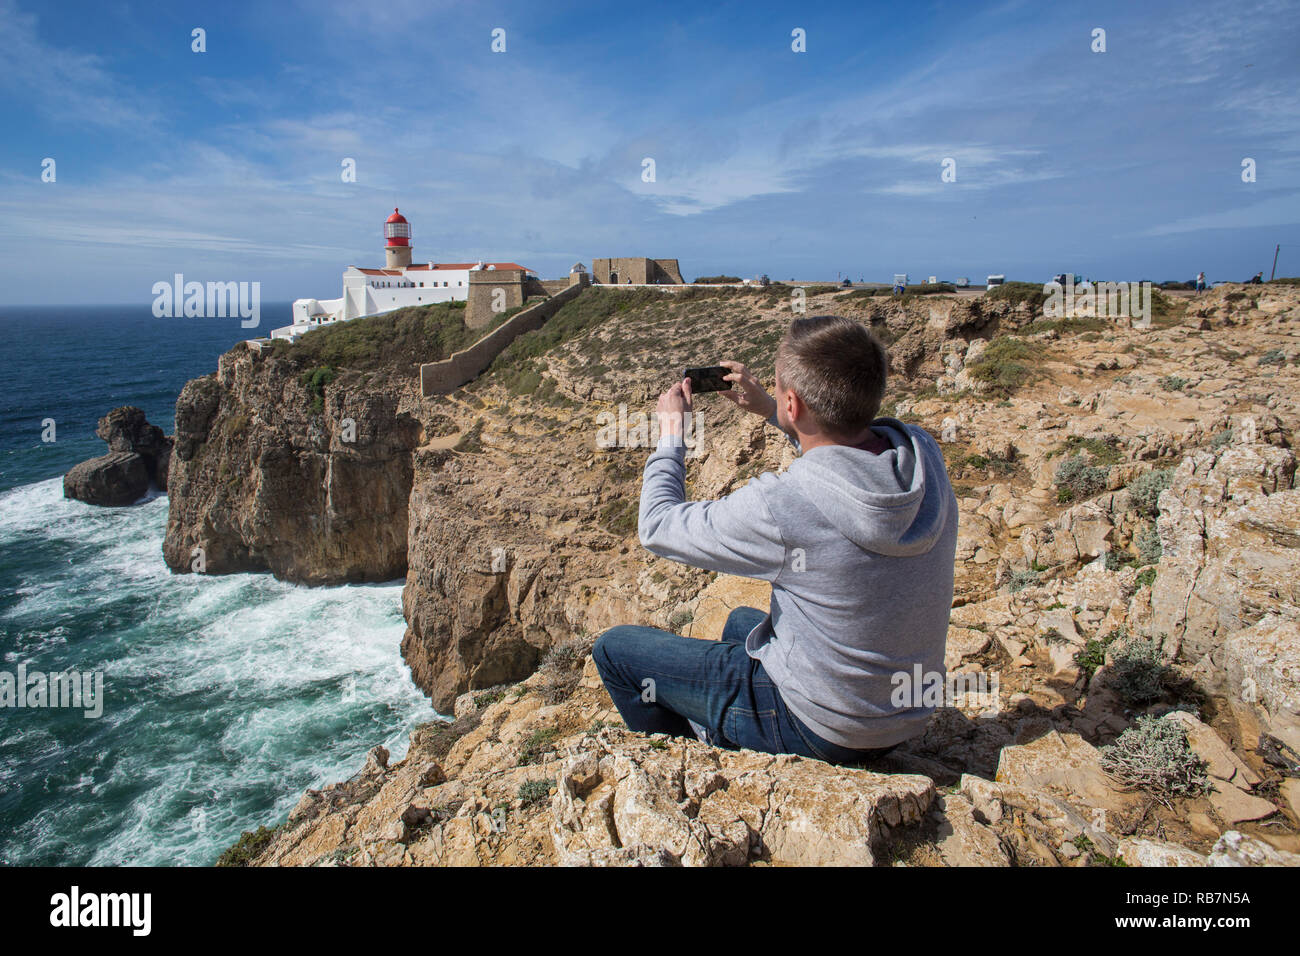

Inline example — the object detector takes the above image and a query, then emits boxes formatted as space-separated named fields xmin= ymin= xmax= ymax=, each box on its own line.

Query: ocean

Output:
xmin=0 ymin=305 xmax=438 ymax=866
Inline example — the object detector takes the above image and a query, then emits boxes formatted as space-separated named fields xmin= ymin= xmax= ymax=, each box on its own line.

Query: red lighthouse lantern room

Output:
xmin=385 ymin=208 xmax=411 ymax=246
xmin=384 ymin=208 xmax=413 ymax=268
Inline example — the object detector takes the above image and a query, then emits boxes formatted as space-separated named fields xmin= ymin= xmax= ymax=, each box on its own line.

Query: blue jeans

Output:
xmin=592 ymin=606 xmax=897 ymax=765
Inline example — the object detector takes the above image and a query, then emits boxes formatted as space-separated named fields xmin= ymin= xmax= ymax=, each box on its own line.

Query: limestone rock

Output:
xmin=64 ymin=405 xmax=174 ymax=505
xmin=1223 ymin=615 xmax=1300 ymax=752
xmin=63 ymin=451 xmax=150 ymax=506
xmin=1117 ymin=837 xmax=1207 ymax=867
xmin=1208 ymin=829 xmax=1300 ymax=866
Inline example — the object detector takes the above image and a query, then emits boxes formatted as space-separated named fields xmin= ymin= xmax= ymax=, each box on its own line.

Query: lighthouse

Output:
xmin=385 ymin=207 xmax=412 ymax=269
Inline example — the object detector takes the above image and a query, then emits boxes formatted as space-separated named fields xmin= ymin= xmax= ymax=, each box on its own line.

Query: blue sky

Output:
xmin=2 ymin=0 xmax=1298 ymax=304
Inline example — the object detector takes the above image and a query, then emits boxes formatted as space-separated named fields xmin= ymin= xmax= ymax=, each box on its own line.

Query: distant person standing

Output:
xmin=1248 ymin=271 xmax=1264 ymax=285
xmin=1195 ymin=271 xmax=1206 ymax=293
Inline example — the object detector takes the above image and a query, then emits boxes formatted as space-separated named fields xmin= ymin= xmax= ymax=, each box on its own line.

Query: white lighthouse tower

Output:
xmin=385 ymin=207 xmax=412 ymax=269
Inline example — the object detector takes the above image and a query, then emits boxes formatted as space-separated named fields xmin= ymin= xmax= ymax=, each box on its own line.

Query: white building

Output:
xmin=272 ymin=209 xmax=531 ymax=341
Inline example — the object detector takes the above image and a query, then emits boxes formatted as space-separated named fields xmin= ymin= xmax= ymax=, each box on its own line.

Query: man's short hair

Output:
xmin=776 ymin=315 xmax=889 ymax=436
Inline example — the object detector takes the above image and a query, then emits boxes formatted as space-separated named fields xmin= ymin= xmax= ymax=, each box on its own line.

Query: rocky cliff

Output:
xmin=185 ymin=282 xmax=1300 ymax=866
xmin=162 ymin=343 xmax=421 ymax=583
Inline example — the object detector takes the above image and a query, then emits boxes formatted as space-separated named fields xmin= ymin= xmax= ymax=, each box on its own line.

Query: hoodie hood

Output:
xmin=785 ymin=418 xmax=953 ymax=557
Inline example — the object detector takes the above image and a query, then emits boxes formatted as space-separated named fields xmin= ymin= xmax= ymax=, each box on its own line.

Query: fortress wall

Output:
xmin=652 ymin=259 xmax=685 ymax=284
xmin=420 ymin=282 xmax=586 ymax=397
xmin=592 ymin=257 xmax=684 ymax=285
xmin=466 ymin=270 xmax=526 ymax=329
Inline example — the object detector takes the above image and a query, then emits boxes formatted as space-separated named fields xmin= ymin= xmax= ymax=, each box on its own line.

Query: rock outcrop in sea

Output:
xmin=166 ymin=283 xmax=1300 ymax=866
xmin=64 ymin=405 xmax=173 ymax=506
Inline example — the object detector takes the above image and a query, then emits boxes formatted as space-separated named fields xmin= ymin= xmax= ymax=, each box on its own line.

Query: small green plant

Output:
xmin=1055 ymin=454 xmax=1109 ymax=502
xmin=1099 ymin=714 xmax=1210 ymax=799
xmin=1158 ymin=375 xmax=1188 ymax=391
xmin=1135 ymin=567 xmax=1157 ymax=589
xmin=1105 ymin=550 xmax=1138 ymax=572
xmin=536 ymin=636 xmax=594 ymax=705
xmin=1007 ymin=569 xmax=1040 ymax=593
xmin=967 ymin=337 xmax=1042 ymax=397
xmin=518 ymin=727 xmax=561 ymax=766
xmin=1135 ymin=524 xmax=1162 ymax=566
xmin=474 ymin=687 xmax=507 ymax=707
xmin=1075 ymin=629 xmax=1120 ymax=681
xmin=1060 ymin=435 xmax=1124 ymax=466
xmin=517 ymin=779 xmax=553 ymax=807
xmin=215 ymin=824 xmax=283 ymax=867
xmin=299 ymin=365 xmax=337 ymax=414
xmin=1259 ymin=349 xmax=1286 ymax=366
xmin=985 ymin=280 xmax=1049 ymax=311
xmin=1108 ymin=635 xmax=1169 ymax=705
xmin=1210 ymin=428 xmax=1234 ymax=449
xmin=1127 ymin=468 xmax=1173 ymax=518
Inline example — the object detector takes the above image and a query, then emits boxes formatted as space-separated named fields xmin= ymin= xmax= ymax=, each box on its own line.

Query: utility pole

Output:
xmin=1270 ymin=243 xmax=1280 ymax=281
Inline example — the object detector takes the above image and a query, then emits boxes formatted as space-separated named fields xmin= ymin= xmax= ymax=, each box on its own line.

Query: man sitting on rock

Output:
xmin=593 ymin=315 xmax=959 ymax=765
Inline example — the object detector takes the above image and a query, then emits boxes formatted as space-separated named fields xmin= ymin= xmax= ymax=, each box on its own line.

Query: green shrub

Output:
xmin=1108 ymin=635 xmax=1169 ymax=705
xmin=1259 ymin=349 xmax=1286 ymax=366
xmin=985 ymin=281 xmax=1048 ymax=311
xmin=1025 ymin=315 xmax=1109 ymax=335
xmin=1136 ymin=524 xmax=1162 ymax=566
xmin=1008 ymin=569 xmax=1040 ymax=593
xmin=1158 ymin=375 xmax=1189 ymax=391
xmin=1061 ymin=435 xmax=1124 ymax=467
xmin=692 ymin=275 xmax=743 ymax=284
xmin=1100 ymin=715 xmax=1210 ymax=798
xmin=967 ymin=337 xmax=1041 ymax=397
xmin=518 ymin=728 xmax=561 ymax=766
xmin=1135 ymin=567 xmax=1157 ymax=589
xmin=1075 ymin=637 xmax=1111 ymax=681
xmin=517 ymin=779 xmax=553 ymax=807
xmin=598 ymin=497 xmax=638 ymax=537
xmin=536 ymin=636 xmax=594 ymax=705
xmin=299 ymin=366 xmax=337 ymax=414
xmin=215 ymin=825 xmax=282 ymax=867
xmin=1055 ymin=454 xmax=1109 ymax=502
xmin=1128 ymin=468 xmax=1173 ymax=517
xmin=275 ymin=301 xmax=505 ymax=372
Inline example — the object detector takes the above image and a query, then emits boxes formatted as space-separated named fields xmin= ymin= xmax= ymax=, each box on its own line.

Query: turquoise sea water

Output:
xmin=0 ymin=306 xmax=437 ymax=865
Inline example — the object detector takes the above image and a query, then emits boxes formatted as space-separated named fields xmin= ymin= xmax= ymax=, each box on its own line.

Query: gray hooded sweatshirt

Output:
xmin=639 ymin=414 xmax=958 ymax=749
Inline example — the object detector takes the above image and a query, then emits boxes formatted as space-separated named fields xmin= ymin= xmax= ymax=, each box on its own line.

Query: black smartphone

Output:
xmin=684 ymin=366 xmax=733 ymax=393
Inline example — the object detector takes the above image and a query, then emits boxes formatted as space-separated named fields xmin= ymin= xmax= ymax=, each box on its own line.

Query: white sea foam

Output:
xmin=0 ymin=477 xmax=438 ymax=866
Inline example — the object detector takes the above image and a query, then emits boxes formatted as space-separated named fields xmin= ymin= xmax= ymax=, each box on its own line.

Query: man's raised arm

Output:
xmin=638 ymin=430 xmax=786 ymax=580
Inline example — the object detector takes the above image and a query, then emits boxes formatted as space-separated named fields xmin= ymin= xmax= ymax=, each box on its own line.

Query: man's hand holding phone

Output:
xmin=656 ymin=376 xmax=693 ymax=438
xmin=718 ymin=360 xmax=777 ymax=420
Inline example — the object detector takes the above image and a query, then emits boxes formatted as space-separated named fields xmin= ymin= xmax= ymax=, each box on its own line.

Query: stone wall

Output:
xmin=465 ymin=269 xmax=526 ymax=329
xmin=420 ymin=282 xmax=587 ymax=397
xmin=591 ymin=257 xmax=684 ymax=285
